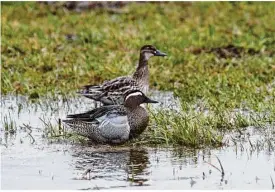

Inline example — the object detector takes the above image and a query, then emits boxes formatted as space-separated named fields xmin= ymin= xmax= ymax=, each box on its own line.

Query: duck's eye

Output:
xmin=154 ymin=51 xmax=157 ymax=54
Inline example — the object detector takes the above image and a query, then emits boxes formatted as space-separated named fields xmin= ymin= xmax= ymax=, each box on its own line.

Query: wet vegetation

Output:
xmin=3 ymin=113 xmax=17 ymax=134
xmin=1 ymin=2 xmax=275 ymax=147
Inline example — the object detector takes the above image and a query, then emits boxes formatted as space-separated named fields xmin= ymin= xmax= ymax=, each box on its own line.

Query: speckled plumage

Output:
xmin=78 ymin=45 xmax=166 ymax=105
xmin=63 ymin=90 xmax=158 ymax=144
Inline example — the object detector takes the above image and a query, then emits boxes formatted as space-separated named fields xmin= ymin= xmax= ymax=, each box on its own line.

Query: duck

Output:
xmin=78 ymin=45 xmax=167 ymax=105
xmin=63 ymin=90 xmax=158 ymax=144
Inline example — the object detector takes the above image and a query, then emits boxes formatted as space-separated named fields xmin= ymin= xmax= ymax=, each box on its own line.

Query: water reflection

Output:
xmin=127 ymin=148 xmax=150 ymax=186
xmin=70 ymin=146 xmax=150 ymax=186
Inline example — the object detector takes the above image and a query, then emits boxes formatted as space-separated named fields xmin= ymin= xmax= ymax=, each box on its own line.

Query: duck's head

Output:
xmin=124 ymin=90 xmax=158 ymax=108
xmin=140 ymin=45 xmax=167 ymax=61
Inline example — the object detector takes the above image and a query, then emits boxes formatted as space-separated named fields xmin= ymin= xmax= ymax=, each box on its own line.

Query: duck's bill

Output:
xmin=145 ymin=97 xmax=159 ymax=104
xmin=154 ymin=50 xmax=167 ymax=56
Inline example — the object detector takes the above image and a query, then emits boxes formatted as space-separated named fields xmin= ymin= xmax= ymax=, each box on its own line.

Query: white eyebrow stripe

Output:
xmin=125 ymin=92 xmax=142 ymax=101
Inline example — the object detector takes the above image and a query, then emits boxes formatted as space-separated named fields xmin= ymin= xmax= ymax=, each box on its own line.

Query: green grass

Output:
xmin=1 ymin=2 xmax=275 ymax=147
xmin=130 ymin=102 xmax=275 ymax=147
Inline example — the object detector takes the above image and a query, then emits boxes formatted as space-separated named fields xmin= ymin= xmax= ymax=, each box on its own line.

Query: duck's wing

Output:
xmin=79 ymin=91 xmax=126 ymax=105
xmin=101 ymin=76 xmax=137 ymax=91
xmin=65 ymin=105 xmax=126 ymax=121
xmin=63 ymin=114 xmax=130 ymax=144
xmin=78 ymin=76 xmax=138 ymax=105
xmin=63 ymin=105 xmax=129 ymax=143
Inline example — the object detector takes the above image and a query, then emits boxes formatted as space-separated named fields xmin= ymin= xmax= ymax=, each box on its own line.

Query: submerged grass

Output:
xmin=2 ymin=113 xmax=17 ymax=134
xmin=1 ymin=2 xmax=275 ymax=147
xmin=39 ymin=116 xmax=89 ymax=144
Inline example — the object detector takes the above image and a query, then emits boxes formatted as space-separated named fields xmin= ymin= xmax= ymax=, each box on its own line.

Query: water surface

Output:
xmin=1 ymin=92 xmax=274 ymax=189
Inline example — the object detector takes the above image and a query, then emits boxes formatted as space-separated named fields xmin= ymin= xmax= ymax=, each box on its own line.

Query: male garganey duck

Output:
xmin=79 ymin=45 xmax=167 ymax=105
xmin=63 ymin=90 xmax=158 ymax=144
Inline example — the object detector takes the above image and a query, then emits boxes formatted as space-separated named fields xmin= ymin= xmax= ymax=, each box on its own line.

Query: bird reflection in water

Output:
xmin=126 ymin=148 xmax=150 ymax=186
xmin=71 ymin=146 xmax=150 ymax=187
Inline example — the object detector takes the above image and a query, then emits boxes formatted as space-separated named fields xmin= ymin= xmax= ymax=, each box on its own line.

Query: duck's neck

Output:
xmin=132 ymin=53 xmax=149 ymax=82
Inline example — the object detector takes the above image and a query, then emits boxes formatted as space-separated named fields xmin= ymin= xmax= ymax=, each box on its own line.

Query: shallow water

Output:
xmin=1 ymin=92 xmax=275 ymax=190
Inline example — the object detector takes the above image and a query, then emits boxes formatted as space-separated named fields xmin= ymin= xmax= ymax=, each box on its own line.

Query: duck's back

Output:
xmin=101 ymin=76 xmax=137 ymax=91
xmin=79 ymin=76 xmax=140 ymax=105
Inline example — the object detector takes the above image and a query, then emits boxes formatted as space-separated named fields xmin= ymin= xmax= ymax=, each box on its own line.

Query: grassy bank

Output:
xmin=2 ymin=2 xmax=275 ymax=147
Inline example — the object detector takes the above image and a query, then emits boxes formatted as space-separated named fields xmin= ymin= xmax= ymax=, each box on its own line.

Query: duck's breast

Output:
xmin=128 ymin=106 xmax=149 ymax=138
